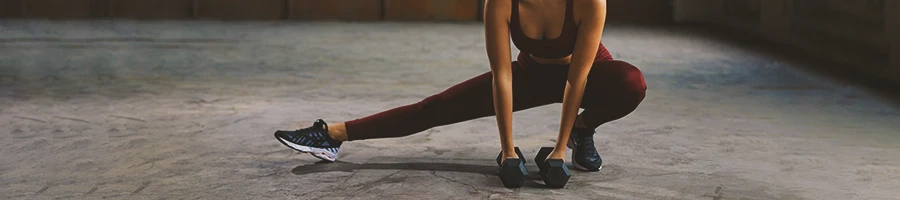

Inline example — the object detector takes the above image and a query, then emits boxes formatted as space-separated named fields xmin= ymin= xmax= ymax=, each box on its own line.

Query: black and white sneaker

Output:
xmin=274 ymin=119 xmax=343 ymax=162
xmin=567 ymin=127 xmax=603 ymax=171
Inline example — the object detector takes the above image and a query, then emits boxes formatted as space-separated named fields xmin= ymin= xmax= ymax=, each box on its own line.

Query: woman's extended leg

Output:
xmin=274 ymin=60 xmax=556 ymax=162
xmin=341 ymin=61 xmax=546 ymax=141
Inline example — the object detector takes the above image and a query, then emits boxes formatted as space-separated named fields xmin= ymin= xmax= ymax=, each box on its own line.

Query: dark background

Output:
xmin=1 ymin=0 xmax=898 ymax=88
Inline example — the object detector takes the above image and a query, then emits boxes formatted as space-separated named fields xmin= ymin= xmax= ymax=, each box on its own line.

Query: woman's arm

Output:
xmin=483 ymin=0 xmax=517 ymax=157
xmin=552 ymin=0 xmax=607 ymax=156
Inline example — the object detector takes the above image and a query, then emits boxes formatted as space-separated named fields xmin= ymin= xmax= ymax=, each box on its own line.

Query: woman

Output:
xmin=274 ymin=0 xmax=646 ymax=188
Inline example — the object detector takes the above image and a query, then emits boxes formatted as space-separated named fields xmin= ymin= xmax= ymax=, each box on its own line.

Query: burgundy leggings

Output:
xmin=344 ymin=53 xmax=647 ymax=141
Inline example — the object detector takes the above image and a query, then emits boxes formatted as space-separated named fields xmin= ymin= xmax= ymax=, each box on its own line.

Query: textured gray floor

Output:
xmin=1 ymin=21 xmax=899 ymax=200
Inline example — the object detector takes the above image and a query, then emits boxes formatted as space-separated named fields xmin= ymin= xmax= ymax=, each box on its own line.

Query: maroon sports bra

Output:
xmin=509 ymin=0 xmax=613 ymax=61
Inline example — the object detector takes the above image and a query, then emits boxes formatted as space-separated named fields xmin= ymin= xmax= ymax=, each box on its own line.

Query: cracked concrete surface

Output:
xmin=1 ymin=21 xmax=899 ymax=200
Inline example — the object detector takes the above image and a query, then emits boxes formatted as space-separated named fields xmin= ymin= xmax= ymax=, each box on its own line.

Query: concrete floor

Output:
xmin=1 ymin=20 xmax=899 ymax=200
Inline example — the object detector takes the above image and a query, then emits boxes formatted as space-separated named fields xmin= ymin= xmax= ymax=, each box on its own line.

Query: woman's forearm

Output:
xmin=483 ymin=0 xmax=515 ymax=154
xmin=492 ymin=71 xmax=514 ymax=149
xmin=557 ymin=76 xmax=587 ymax=146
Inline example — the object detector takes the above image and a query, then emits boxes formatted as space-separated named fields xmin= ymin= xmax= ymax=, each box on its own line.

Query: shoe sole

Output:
xmin=275 ymin=136 xmax=338 ymax=162
xmin=567 ymin=138 xmax=602 ymax=171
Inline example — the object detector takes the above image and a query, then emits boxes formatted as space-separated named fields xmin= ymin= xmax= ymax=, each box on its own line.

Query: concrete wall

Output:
xmin=0 ymin=0 xmax=673 ymax=23
xmin=889 ymin=0 xmax=900 ymax=79
xmin=674 ymin=0 xmax=900 ymax=85
xmin=384 ymin=0 xmax=479 ymax=21
xmin=111 ymin=0 xmax=193 ymax=19
xmin=607 ymin=0 xmax=673 ymax=24
xmin=17 ymin=0 xmax=108 ymax=18
xmin=673 ymin=0 xmax=721 ymax=22
xmin=0 ymin=0 xmax=470 ymax=20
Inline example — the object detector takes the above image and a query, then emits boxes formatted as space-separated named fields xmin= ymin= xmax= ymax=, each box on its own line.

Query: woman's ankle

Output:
xmin=328 ymin=122 xmax=349 ymax=141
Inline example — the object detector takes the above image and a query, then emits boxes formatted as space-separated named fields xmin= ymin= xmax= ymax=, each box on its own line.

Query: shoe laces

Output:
xmin=572 ymin=130 xmax=598 ymax=155
xmin=294 ymin=120 xmax=330 ymax=141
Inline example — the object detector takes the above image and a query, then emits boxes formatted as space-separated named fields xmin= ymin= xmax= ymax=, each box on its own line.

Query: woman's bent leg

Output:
xmin=578 ymin=60 xmax=647 ymax=129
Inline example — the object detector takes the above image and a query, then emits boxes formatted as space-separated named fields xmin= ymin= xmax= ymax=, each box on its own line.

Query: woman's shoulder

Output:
xmin=574 ymin=0 xmax=606 ymax=7
xmin=484 ymin=0 xmax=512 ymax=12
xmin=572 ymin=0 xmax=606 ymax=21
xmin=483 ymin=0 xmax=512 ymax=22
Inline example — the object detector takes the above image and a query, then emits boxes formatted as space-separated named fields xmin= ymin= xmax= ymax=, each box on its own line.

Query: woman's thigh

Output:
xmin=522 ymin=60 xmax=647 ymax=109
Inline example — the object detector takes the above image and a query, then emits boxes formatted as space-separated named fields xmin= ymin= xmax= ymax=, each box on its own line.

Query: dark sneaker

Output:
xmin=274 ymin=119 xmax=343 ymax=162
xmin=567 ymin=127 xmax=602 ymax=171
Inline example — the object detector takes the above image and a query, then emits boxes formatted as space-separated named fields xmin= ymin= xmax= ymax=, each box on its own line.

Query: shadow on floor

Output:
xmin=290 ymin=161 xmax=574 ymax=188
xmin=291 ymin=161 xmax=499 ymax=176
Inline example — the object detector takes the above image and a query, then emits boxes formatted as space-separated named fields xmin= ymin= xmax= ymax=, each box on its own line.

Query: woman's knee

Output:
xmin=618 ymin=62 xmax=647 ymax=107
xmin=594 ymin=60 xmax=647 ymax=95
xmin=585 ymin=61 xmax=647 ymax=122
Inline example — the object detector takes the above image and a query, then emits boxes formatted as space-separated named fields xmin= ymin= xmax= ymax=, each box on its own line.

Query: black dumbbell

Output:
xmin=496 ymin=147 xmax=526 ymax=166
xmin=497 ymin=147 xmax=528 ymax=188
xmin=534 ymin=147 xmax=571 ymax=188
